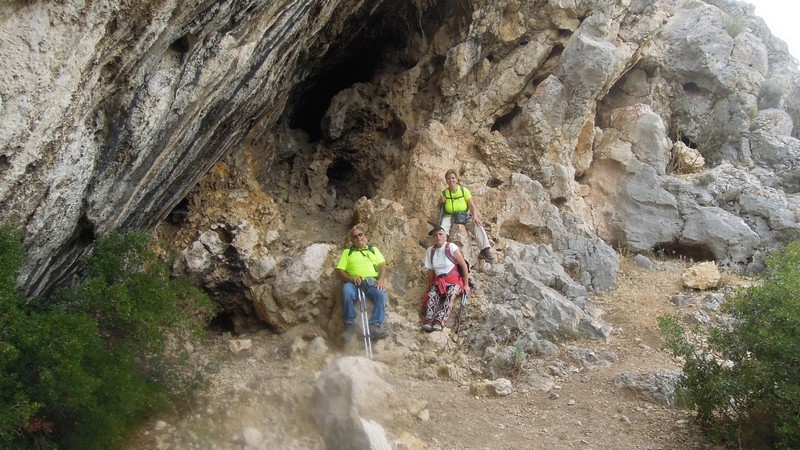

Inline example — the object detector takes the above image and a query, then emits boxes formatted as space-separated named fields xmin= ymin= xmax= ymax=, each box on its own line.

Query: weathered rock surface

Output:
xmin=2 ymin=0 xmax=800 ymax=349
xmin=311 ymin=357 xmax=398 ymax=449
xmin=614 ymin=370 xmax=681 ymax=407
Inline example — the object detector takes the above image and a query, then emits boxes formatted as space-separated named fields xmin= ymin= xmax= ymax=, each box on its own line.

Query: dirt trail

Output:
xmin=131 ymin=256 xmax=729 ymax=450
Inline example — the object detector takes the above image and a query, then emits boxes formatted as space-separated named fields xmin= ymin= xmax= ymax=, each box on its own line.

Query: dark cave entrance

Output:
xmin=325 ymin=156 xmax=376 ymax=200
xmin=278 ymin=0 xmax=464 ymax=203
xmin=285 ymin=0 xmax=455 ymax=142
xmin=652 ymin=241 xmax=717 ymax=262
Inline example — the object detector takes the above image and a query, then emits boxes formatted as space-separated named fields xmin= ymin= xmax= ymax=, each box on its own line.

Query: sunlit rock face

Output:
xmin=2 ymin=0 xmax=800 ymax=323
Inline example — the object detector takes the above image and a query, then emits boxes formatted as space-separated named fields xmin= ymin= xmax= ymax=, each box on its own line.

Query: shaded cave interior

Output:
xmin=269 ymin=0 xmax=466 ymax=204
xmin=652 ymin=241 xmax=717 ymax=263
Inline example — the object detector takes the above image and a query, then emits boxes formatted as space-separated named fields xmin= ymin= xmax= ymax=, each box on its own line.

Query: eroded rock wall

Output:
xmin=3 ymin=0 xmax=800 ymax=338
xmin=1 ymin=0 xmax=401 ymax=295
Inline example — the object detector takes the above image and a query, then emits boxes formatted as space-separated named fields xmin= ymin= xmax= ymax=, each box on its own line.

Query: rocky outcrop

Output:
xmin=1 ymin=0 xmax=417 ymax=295
xmin=3 ymin=0 xmax=800 ymax=345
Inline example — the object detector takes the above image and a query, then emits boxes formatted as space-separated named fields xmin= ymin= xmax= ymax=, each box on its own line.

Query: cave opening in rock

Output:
xmin=209 ymin=312 xmax=236 ymax=334
xmin=491 ymin=105 xmax=522 ymax=132
xmin=679 ymin=134 xmax=698 ymax=149
xmin=287 ymin=3 xmax=422 ymax=141
xmin=653 ymin=241 xmax=716 ymax=262
xmin=167 ymin=198 xmax=190 ymax=225
xmin=287 ymin=46 xmax=382 ymax=142
xmin=326 ymin=156 xmax=372 ymax=200
xmin=682 ymin=82 xmax=704 ymax=96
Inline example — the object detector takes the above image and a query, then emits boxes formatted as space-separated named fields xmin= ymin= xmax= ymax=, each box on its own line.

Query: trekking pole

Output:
xmin=357 ymin=286 xmax=373 ymax=359
xmin=437 ymin=205 xmax=444 ymax=227
xmin=455 ymin=292 xmax=468 ymax=335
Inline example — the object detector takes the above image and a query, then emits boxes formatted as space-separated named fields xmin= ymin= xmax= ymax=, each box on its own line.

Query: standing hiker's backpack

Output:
xmin=429 ymin=244 xmax=475 ymax=289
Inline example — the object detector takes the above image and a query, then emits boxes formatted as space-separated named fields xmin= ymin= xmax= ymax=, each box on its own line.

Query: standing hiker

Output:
xmin=335 ymin=226 xmax=390 ymax=342
xmin=438 ymin=169 xmax=495 ymax=262
xmin=421 ymin=226 xmax=470 ymax=332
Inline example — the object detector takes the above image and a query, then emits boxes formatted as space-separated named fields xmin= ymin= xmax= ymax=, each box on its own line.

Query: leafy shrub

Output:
xmin=0 ymin=227 xmax=40 ymax=448
xmin=0 ymin=228 xmax=213 ymax=449
xmin=660 ymin=243 xmax=800 ymax=449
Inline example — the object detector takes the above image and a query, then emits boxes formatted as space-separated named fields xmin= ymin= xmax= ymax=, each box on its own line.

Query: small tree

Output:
xmin=0 ymin=229 xmax=214 ymax=449
xmin=660 ymin=243 xmax=800 ymax=449
xmin=0 ymin=227 xmax=39 ymax=447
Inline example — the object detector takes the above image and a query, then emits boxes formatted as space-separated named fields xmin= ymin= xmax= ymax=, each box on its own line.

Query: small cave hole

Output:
xmin=169 ymin=34 xmax=196 ymax=55
xmin=386 ymin=119 xmax=406 ymax=140
xmin=209 ymin=312 xmax=236 ymax=334
xmin=76 ymin=214 xmax=97 ymax=245
xmin=679 ymin=135 xmax=698 ymax=149
xmin=106 ymin=18 xmax=118 ymax=34
xmin=491 ymin=106 xmax=522 ymax=132
xmin=327 ymin=158 xmax=356 ymax=188
xmin=326 ymin=157 xmax=373 ymax=200
xmin=167 ymin=198 xmax=190 ymax=225
xmin=652 ymin=241 xmax=716 ymax=262
xmin=682 ymin=82 xmax=704 ymax=96
xmin=487 ymin=177 xmax=504 ymax=188
xmin=548 ymin=44 xmax=565 ymax=59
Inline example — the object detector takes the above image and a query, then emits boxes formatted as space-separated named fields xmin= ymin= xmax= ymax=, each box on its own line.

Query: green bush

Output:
xmin=0 ymin=228 xmax=213 ymax=449
xmin=660 ymin=243 xmax=800 ymax=449
xmin=0 ymin=227 xmax=40 ymax=448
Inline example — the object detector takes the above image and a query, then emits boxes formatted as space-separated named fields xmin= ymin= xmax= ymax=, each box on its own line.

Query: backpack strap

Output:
xmin=430 ymin=244 xmax=459 ymax=276
xmin=442 ymin=186 xmax=465 ymax=200
xmin=444 ymin=244 xmax=456 ymax=265
xmin=348 ymin=245 xmax=375 ymax=257
xmin=443 ymin=186 xmax=469 ymax=213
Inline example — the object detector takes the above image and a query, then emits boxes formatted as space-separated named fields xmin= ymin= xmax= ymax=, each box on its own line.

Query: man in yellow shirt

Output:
xmin=335 ymin=226 xmax=389 ymax=342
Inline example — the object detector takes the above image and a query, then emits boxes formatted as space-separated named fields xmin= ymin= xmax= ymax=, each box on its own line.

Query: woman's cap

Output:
xmin=428 ymin=226 xmax=445 ymax=236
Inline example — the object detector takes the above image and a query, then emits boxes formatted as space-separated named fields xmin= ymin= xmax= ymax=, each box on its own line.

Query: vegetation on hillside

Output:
xmin=0 ymin=227 xmax=213 ymax=450
xmin=660 ymin=243 xmax=800 ymax=449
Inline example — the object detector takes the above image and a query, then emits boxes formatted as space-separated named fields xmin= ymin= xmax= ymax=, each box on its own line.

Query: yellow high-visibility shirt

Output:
xmin=442 ymin=186 xmax=471 ymax=214
xmin=336 ymin=245 xmax=385 ymax=278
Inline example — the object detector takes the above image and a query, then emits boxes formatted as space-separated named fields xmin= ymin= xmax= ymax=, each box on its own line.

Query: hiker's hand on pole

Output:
xmin=352 ymin=276 xmax=363 ymax=285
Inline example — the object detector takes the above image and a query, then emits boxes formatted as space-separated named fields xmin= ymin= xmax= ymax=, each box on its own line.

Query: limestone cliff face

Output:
xmin=2 ymin=0 xmax=800 ymax=327
xmin=1 ymin=0 xmax=404 ymax=295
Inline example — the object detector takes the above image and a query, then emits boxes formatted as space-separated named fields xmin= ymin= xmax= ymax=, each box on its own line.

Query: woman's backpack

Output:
xmin=428 ymin=244 xmax=474 ymax=289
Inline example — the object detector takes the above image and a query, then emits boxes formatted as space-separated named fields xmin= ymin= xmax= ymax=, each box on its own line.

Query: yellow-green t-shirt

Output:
xmin=336 ymin=245 xmax=385 ymax=278
xmin=442 ymin=186 xmax=471 ymax=214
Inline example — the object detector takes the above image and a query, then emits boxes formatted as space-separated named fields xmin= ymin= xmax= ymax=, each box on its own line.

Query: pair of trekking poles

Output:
xmin=355 ymin=285 xmax=373 ymax=359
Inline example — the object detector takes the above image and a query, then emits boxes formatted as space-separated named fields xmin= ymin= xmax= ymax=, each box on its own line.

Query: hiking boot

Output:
xmin=341 ymin=323 xmax=356 ymax=342
xmin=479 ymin=248 xmax=495 ymax=262
xmin=421 ymin=322 xmax=433 ymax=333
xmin=369 ymin=324 xmax=389 ymax=340
xmin=431 ymin=321 xmax=443 ymax=332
